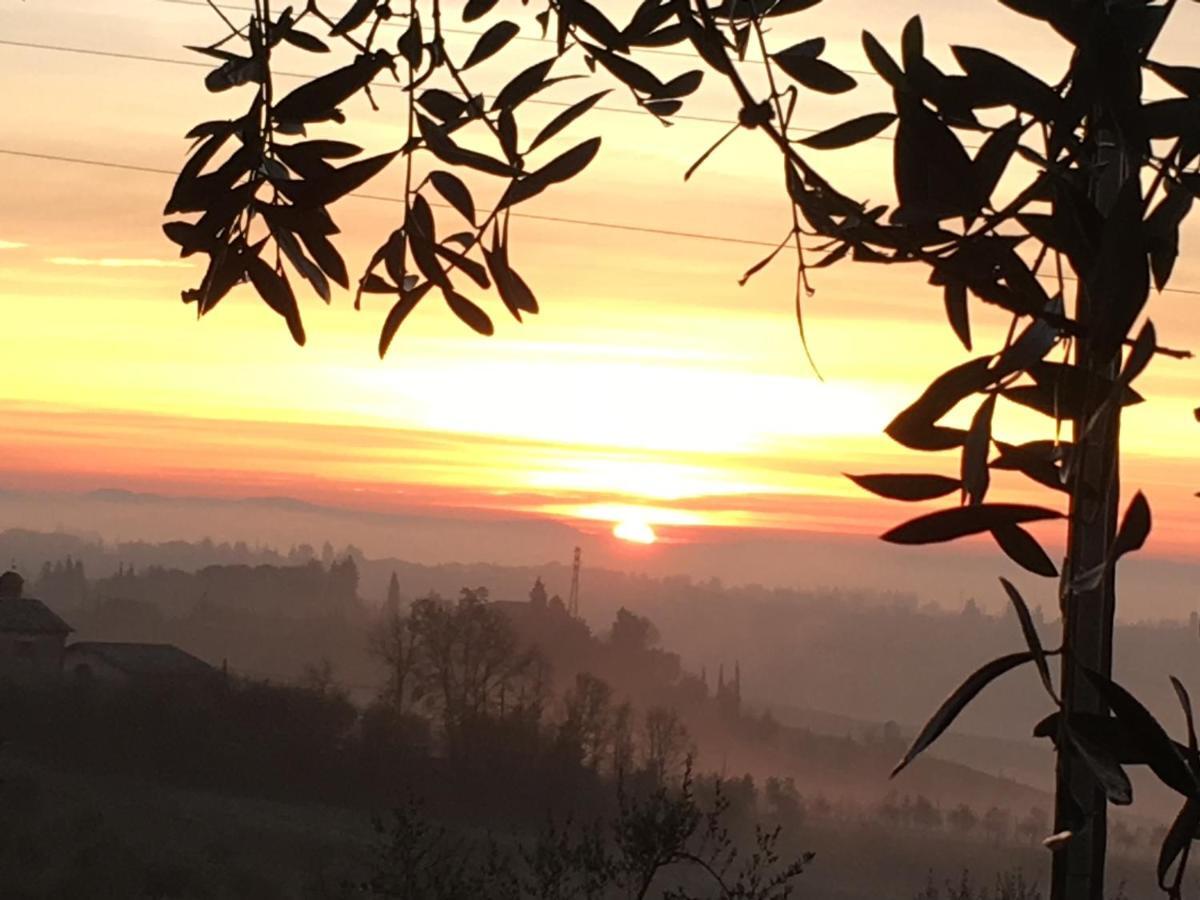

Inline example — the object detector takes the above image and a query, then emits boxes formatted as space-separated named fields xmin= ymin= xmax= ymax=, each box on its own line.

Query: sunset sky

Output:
xmin=2 ymin=0 xmax=1199 ymax=560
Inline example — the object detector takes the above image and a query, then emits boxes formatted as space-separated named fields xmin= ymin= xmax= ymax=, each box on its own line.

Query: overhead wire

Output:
xmin=4 ymin=38 xmax=1200 ymax=297
xmin=6 ymin=146 xmax=1200 ymax=300
xmin=0 ymin=36 xmax=1020 ymax=169
xmin=154 ymin=0 xmax=881 ymax=77
xmin=0 ymin=147 xmax=782 ymax=248
xmin=0 ymin=38 xmax=737 ymax=127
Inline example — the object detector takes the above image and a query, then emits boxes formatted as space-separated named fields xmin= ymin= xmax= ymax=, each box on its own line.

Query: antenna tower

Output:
xmin=568 ymin=546 xmax=581 ymax=618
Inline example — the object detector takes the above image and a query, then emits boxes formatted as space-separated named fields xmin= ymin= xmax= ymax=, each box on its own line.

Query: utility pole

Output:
xmin=567 ymin=546 xmax=581 ymax=618
xmin=1051 ymin=39 xmax=1132 ymax=900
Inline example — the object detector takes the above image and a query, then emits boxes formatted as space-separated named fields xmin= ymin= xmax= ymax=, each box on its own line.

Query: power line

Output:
xmin=1 ymin=39 xmax=213 ymax=70
xmin=0 ymin=37 xmax=734 ymax=127
xmin=0 ymin=147 xmax=779 ymax=248
xmin=4 ymin=146 xmax=1200 ymax=299
xmin=1 ymin=149 xmax=180 ymax=178
xmin=0 ymin=36 xmax=977 ymax=159
xmin=155 ymin=0 xmax=880 ymax=77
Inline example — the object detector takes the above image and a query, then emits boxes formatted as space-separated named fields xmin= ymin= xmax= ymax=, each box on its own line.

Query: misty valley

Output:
xmin=0 ymin=528 xmax=1190 ymax=899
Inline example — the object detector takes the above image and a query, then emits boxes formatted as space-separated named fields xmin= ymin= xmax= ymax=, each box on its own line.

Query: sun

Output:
xmin=613 ymin=518 xmax=657 ymax=544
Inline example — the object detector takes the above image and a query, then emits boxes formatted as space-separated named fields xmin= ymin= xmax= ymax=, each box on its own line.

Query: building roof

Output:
xmin=65 ymin=642 xmax=215 ymax=678
xmin=0 ymin=596 xmax=73 ymax=635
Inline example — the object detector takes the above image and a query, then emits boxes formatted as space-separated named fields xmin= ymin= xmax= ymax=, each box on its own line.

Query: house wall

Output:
xmin=61 ymin=648 xmax=131 ymax=687
xmin=0 ymin=632 xmax=66 ymax=684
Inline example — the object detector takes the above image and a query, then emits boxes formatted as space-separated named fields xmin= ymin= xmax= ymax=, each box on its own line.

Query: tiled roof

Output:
xmin=0 ymin=597 xmax=72 ymax=635
xmin=66 ymin=642 xmax=215 ymax=678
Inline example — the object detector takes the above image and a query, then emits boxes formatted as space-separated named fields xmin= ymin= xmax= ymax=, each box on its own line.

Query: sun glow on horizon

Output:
xmin=613 ymin=518 xmax=657 ymax=544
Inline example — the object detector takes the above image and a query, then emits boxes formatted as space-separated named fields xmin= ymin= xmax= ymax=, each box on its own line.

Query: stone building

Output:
xmin=0 ymin=569 xmax=216 ymax=688
xmin=0 ymin=571 xmax=72 ymax=684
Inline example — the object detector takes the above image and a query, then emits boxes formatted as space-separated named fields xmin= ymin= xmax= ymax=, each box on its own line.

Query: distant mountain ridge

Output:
xmin=4 ymin=485 xmax=1198 ymax=622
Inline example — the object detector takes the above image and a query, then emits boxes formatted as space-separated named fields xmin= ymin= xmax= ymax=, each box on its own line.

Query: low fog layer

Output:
xmin=3 ymin=487 xmax=1197 ymax=620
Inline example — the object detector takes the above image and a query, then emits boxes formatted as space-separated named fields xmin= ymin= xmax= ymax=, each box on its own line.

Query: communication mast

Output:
xmin=567 ymin=546 xmax=581 ymax=618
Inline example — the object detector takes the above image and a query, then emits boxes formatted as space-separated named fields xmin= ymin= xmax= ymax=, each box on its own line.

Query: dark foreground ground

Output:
xmin=0 ymin=753 xmax=1174 ymax=900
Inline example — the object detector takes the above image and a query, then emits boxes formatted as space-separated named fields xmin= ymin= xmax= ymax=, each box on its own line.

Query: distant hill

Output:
xmin=488 ymin=593 xmax=1057 ymax=817
xmin=5 ymin=484 xmax=1200 ymax=621
xmin=5 ymin=516 xmax=1198 ymax=822
xmin=765 ymin=701 xmax=1053 ymax=787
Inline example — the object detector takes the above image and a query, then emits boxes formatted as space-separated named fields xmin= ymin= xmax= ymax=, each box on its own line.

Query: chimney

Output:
xmin=0 ymin=571 xmax=23 ymax=599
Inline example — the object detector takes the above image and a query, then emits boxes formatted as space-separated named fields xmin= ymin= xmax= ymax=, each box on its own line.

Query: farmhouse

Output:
xmin=0 ymin=571 xmax=72 ymax=684
xmin=0 ymin=570 xmax=215 ymax=687
xmin=64 ymin=641 xmax=215 ymax=686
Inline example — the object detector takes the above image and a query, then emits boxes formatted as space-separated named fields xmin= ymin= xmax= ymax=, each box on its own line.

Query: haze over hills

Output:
xmin=3 ymin=522 xmax=1062 ymax=822
xmin=3 ymin=485 xmax=1200 ymax=621
xmin=1 ymin=505 xmax=1185 ymax=896
xmin=6 ymin=513 xmax=1199 ymax=823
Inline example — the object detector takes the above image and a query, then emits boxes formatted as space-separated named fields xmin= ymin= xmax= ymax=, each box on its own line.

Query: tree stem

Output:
xmin=1051 ymin=110 xmax=1128 ymax=900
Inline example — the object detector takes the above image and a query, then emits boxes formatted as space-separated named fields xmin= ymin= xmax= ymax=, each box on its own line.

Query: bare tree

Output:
xmin=982 ymin=806 xmax=1013 ymax=846
xmin=560 ymin=672 xmax=616 ymax=771
xmin=610 ymin=700 xmax=636 ymax=778
xmin=408 ymin=588 xmax=541 ymax=748
xmin=369 ymin=601 xmax=421 ymax=715
xmin=947 ymin=803 xmax=978 ymax=839
xmin=366 ymin=765 xmax=812 ymax=900
xmin=642 ymin=705 xmax=691 ymax=784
